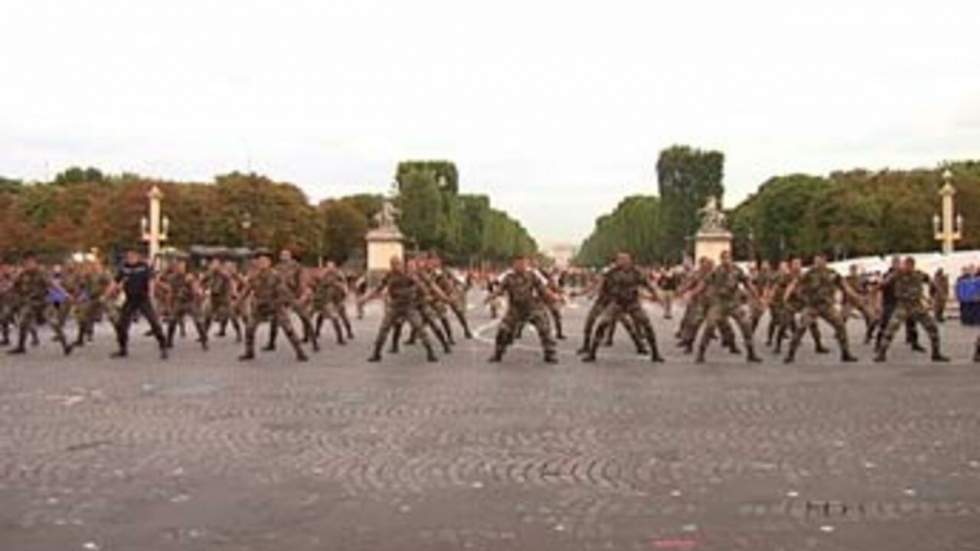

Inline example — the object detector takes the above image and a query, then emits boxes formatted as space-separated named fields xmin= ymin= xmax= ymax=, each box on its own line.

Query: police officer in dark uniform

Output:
xmin=107 ymin=249 xmax=168 ymax=359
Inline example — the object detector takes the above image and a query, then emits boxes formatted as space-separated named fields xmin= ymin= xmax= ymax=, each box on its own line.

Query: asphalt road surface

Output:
xmin=2 ymin=297 xmax=979 ymax=551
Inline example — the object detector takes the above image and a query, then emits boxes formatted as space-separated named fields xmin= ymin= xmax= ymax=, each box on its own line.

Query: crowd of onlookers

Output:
xmin=956 ymin=265 xmax=980 ymax=326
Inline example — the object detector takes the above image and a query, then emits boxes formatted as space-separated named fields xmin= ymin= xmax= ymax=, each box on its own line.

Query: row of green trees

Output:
xmin=576 ymin=146 xmax=980 ymax=266
xmin=576 ymin=146 xmax=724 ymax=266
xmin=0 ymin=162 xmax=537 ymax=265
xmin=729 ymin=163 xmax=980 ymax=261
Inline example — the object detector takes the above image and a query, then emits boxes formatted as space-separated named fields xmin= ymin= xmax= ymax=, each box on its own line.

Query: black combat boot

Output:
xmin=782 ymin=344 xmax=797 ymax=364
xmin=872 ymin=348 xmax=887 ymax=363
xmin=7 ymin=331 xmax=27 ymax=355
xmin=424 ymin=344 xmax=438 ymax=363
xmin=543 ymin=349 xmax=558 ymax=364
xmin=815 ymin=343 xmax=831 ymax=354
xmin=110 ymin=348 xmax=127 ymax=359
xmin=931 ymin=344 xmax=950 ymax=363
xmin=973 ymin=342 xmax=980 ymax=363
xmin=488 ymin=333 xmax=507 ymax=363
xmin=263 ymin=323 xmax=278 ymax=351
xmin=367 ymin=340 xmax=383 ymax=362
xmin=746 ymin=345 xmax=762 ymax=363
xmin=910 ymin=341 xmax=926 ymax=353
xmin=841 ymin=350 xmax=858 ymax=362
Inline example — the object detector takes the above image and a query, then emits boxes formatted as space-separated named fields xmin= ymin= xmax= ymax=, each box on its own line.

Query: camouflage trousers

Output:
xmin=268 ymin=299 xmax=316 ymax=350
xmin=372 ymin=304 xmax=434 ymax=358
xmin=165 ymin=301 xmax=208 ymax=349
xmin=74 ymin=298 xmax=117 ymax=346
xmin=680 ymin=299 xmax=737 ymax=349
xmin=204 ymin=298 xmax=241 ymax=341
xmin=769 ymin=303 xmax=824 ymax=352
xmin=787 ymin=304 xmax=850 ymax=358
xmin=877 ymin=304 xmax=940 ymax=356
xmin=12 ymin=301 xmax=70 ymax=351
xmin=581 ymin=298 xmax=644 ymax=352
xmin=697 ymin=301 xmax=756 ymax=358
xmin=312 ymin=299 xmax=346 ymax=345
xmin=245 ymin=305 xmax=304 ymax=358
xmin=493 ymin=304 xmax=555 ymax=359
xmin=841 ymin=298 xmax=876 ymax=332
xmin=589 ymin=300 xmax=660 ymax=359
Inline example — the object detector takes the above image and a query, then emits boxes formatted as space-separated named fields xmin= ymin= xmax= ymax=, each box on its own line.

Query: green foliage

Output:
xmin=657 ymin=145 xmax=725 ymax=262
xmin=575 ymin=195 xmax=662 ymax=266
xmin=730 ymin=166 xmax=980 ymax=261
xmin=53 ymin=166 xmax=105 ymax=186
xmin=318 ymin=198 xmax=370 ymax=263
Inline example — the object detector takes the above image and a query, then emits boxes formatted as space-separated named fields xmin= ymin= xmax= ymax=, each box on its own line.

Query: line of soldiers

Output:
xmin=4 ymin=249 xmax=980 ymax=364
xmin=0 ymin=248 xmax=361 ymax=362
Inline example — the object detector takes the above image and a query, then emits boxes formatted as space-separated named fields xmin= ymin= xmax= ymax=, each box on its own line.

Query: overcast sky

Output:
xmin=3 ymin=1 xmax=979 ymax=246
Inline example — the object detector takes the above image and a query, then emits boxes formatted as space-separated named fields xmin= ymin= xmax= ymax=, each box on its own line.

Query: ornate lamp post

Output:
xmin=933 ymin=169 xmax=963 ymax=255
xmin=240 ymin=211 xmax=253 ymax=249
xmin=140 ymin=185 xmax=169 ymax=266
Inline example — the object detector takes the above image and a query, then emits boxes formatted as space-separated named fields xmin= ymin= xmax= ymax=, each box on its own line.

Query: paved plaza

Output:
xmin=2 ymin=299 xmax=980 ymax=551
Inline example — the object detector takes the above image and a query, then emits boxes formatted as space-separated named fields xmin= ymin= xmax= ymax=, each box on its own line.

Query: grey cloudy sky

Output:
xmin=3 ymin=1 xmax=980 ymax=246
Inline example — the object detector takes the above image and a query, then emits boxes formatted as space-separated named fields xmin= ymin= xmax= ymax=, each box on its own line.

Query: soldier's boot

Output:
xmin=332 ymin=319 xmax=346 ymax=345
xmin=217 ymin=318 xmax=228 ymax=337
xmin=312 ymin=315 xmax=324 ymax=342
xmin=648 ymin=338 xmax=665 ymax=363
xmin=7 ymin=330 xmax=27 ymax=355
xmin=930 ymin=340 xmax=949 ymax=363
xmin=231 ymin=319 xmax=242 ymax=343
xmin=765 ymin=321 xmax=776 ymax=347
xmin=872 ymin=345 xmax=887 ymax=363
xmin=727 ymin=341 xmax=741 ymax=355
xmin=110 ymin=348 xmax=127 ymax=359
xmin=841 ymin=349 xmax=858 ymax=363
xmin=367 ymin=340 xmax=384 ymax=362
xmin=195 ymin=322 xmax=209 ymax=351
xmin=30 ymin=328 xmax=39 ymax=347
xmin=544 ymin=349 xmax=558 ymax=364
xmin=604 ymin=323 xmax=615 ymax=346
xmin=263 ymin=322 xmax=278 ymax=351
xmin=389 ymin=324 xmax=403 ymax=354
xmin=582 ymin=326 xmax=606 ymax=362
xmin=814 ymin=339 xmax=831 ymax=354
xmin=432 ymin=325 xmax=452 ymax=354
xmin=745 ymin=343 xmax=762 ymax=363
xmin=783 ymin=340 xmax=799 ymax=364
xmin=910 ymin=341 xmax=927 ymax=353
xmin=440 ymin=318 xmax=456 ymax=346
xmin=576 ymin=335 xmax=591 ymax=355
xmin=0 ymin=324 xmax=9 ymax=346
xmin=774 ymin=326 xmax=787 ymax=354
xmin=424 ymin=343 xmax=438 ymax=363
xmin=488 ymin=332 xmax=507 ymax=363
xmin=238 ymin=344 xmax=255 ymax=362
xmin=165 ymin=322 xmax=178 ymax=349
xmin=74 ymin=326 xmax=87 ymax=348
xmin=864 ymin=321 xmax=877 ymax=345
xmin=461 ymin=318 xmax=473 ymax=339
xmin=973 ymin=340 xmax=980 ymax=363
xmin=554 ymin=317 xmax=566 ymax=340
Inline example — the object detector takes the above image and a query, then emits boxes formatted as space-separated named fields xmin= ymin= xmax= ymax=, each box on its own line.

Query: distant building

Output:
xmin=547 ymin=243 xmax=578 ymax=269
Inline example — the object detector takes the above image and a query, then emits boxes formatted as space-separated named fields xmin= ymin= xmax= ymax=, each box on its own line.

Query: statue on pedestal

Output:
xmin=374 ymin=200 xmax=400 ymax=230
xmin=698 ymin=196 xmax=727 ymax=233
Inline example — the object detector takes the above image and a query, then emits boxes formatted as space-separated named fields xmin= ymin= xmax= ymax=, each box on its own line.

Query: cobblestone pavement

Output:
xmin=2 ymin=298 xmax=980 ymax=551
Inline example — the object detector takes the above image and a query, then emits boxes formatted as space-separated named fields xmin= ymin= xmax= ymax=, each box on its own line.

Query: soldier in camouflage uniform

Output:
xmin=265 ymin=250 xmax=318 ymax=352
xmin=783 ymin=255 xmax=860 ymax=363
xmin=0 ymin=263 xmax=14 ymax=346
xmin=360 ymin=256 xmax=440 ymax=363
xmin=534 ymin=262 xmax=566 ymax=340
xmin=841 ymin=264 xmax=876 ymax=336
xmin=689 ymin=251 xmax=762 ymax=364
xmin=571 ymin=266 xmax=648 ymax=356
xmin=770 ymin=258 xmax=828 ymax=355
xmin=310 ymin=262 xmax=348 ymax=346
xmin=430 ymin=255 xmax=473 ymax=340
xmin=161 ymin=260 xmax=209 ymax=351
xmin=582 ymin=252 xmax=664 ymax=363
xmin=73 ymin=260 xmax=116 ymax=347
xmin=485 ymin=255 xmax=558 ymax=364
xmin=238 ymin=252 xmax=308 ymax=362
xmin=6 ymin=253 xmax=73 ymax=356
xmin=677 ymin=257 xmax=740 ymax=355
xmin=202 ymin=259 xmax=242 ymax=342
xmin=874 ymin=257 xmax=949 ymax=363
